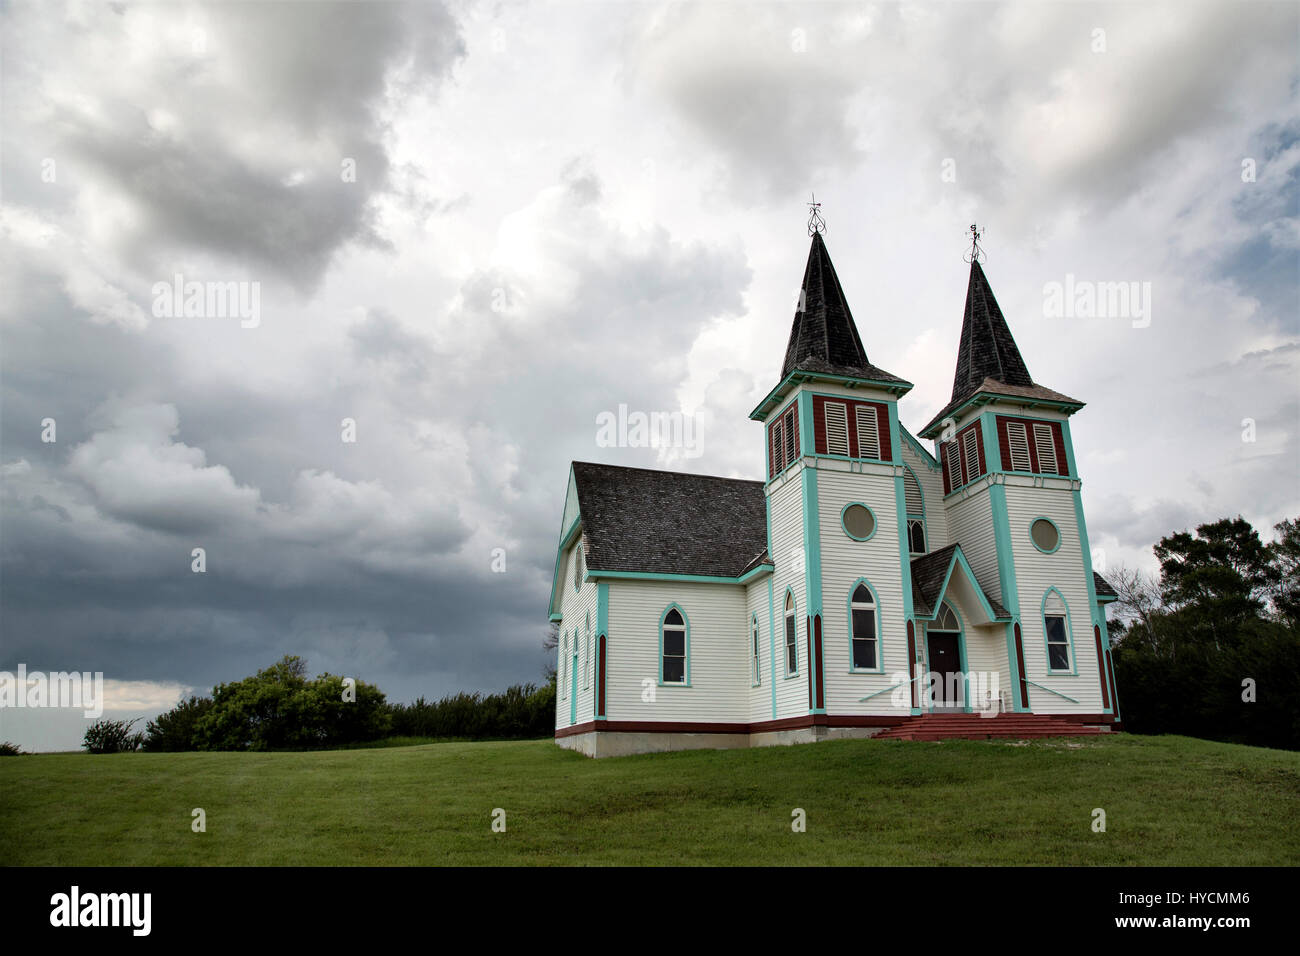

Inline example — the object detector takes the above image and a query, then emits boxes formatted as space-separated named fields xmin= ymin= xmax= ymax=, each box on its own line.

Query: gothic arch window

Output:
xmin=1042 ymin=589 xmax=1074 ymax=674
xmin=573 ymin=540 xmax=584 ymax=590
xmin=849 ymin=581 xmax=880 ymax=671
xmin=660 ymin=606 xmax=688 ymax=684
xmin=904 ymin=466 xmax=926 ymax=555
xmin=751 ymin=614 xmax=761 ymax=685
xmin=784 ymin=590 xmax=798 ymax=676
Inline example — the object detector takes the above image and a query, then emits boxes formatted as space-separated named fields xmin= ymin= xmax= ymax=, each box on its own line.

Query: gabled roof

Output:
xmin=571 ymin=462 xmax=768 ymax=578
xmin=910 ymin=543 xmax=1010 ymax=621
xmin=919 ymin=260 xmax=1082 ymax=437
xmin=1093 ymin=571 xmax=1118 ymax=602
xmin=779 ymin=232 xmax=908 ymax=386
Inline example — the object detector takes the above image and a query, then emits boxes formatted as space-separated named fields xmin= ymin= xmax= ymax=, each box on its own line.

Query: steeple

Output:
xmin=950 ymin=258 xmax=1035 ymax=403
xmin=918 ymin=236 xmax=1082 ymax=439
xmin=779 ymin=231 xmax=907 ymax=386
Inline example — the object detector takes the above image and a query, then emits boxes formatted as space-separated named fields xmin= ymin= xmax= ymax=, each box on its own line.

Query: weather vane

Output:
xmin=963 ymin=223 xmax=986 ymax=263
xmin=807 ymin=193 xmax=826 ymax=236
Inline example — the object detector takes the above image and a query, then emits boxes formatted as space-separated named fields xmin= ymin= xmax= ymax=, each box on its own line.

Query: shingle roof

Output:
xmin=919 ymin=260 xmax=1082 ymax=436
xmin=910 ymin=544 xmax=1010 ymax=620
xmin=1093 ymin=571 xmax=1117 ymax=599
xmin=781 ymin=232 xmax=908 ymax=386
xmin=571 ymin=462 xmax=768 ymax=578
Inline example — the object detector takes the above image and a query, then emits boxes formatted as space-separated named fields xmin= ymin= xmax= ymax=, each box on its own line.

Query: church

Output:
xmin=548 ymin=224 xmax=1121 ymax=756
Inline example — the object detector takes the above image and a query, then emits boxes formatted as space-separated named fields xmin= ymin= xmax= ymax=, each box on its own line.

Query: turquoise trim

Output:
xmin=1060 ymin=417 xmax=1080 ymax=479
xmin=1030 ymin=516 xmax=1062 ymax=554
xmin=900 ymin=423 xmax=941 ymax=471
xmin=597 ymin=582 xmax=608 ymax=639
xmin=588 ymin=568 xmax=772 ymax=585
xmin=919 ymin=545 xmax=1008 ymax=623
xmin=891 ymin=404 xmax=916 ymax=660
xmin=1023 ymin=679 xmax=1079 ymax=704
xmin=546 ymin=503 xmax=583 ymax=617
xmin=782 ymin=588 xmax=799 ymax=678
xmin=919 ymin=391 xmax=1083 ymax=439
xmin=584 ymin=612 xmax=592 ymax=689
xmin=846 ymin=577 xmax=884 ymax=673
xmin=767 ymin=578 xmax=777 ymax=718
xmin=750 ymin=613 xmax=762 ymax=686
xmin=839 ymin=501 xmax=878 ymax=541
xmin=765 ymin=395 xmax=802 ymax=481
xmin=797 ymin=390 xmax=815 ymax=460
xmin=548 ymin=613 xmax=562 ymax=624
xmin=657 ymin=602 xmax=691 ymax=686
xmin=1041 ymin=586 xmax=1078 ymax=676
xmin=988 ymin=480 xmax=1027 ymax=713
xmin=749 ymin=369 xmax=913 ymax=422
xmin=801 ymin=469 xmax=823 ymax=616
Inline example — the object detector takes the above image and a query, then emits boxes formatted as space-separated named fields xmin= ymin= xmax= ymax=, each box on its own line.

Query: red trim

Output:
xmin=811 ymin=395 xmax=889 ymax=460
xmin=555 ymin=714 xmax=913 ymax=739
xmin=1052 ymin=426 xmax=1068 ymax=477
xmin=814 ymin=614 xmax=825 ymax=710
xmin=1014 ymin=623 xmax=1030 ymax=711
xmin=906 ymin=621 xmax=917 ymax=709
xmin=1093 ymin=626 xmax=1110 ymax=710
xmin=596 ymin=634 xmax=607 ymax=717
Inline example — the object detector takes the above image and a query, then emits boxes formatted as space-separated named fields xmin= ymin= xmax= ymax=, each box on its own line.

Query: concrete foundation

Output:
xmin=557 ymin=724 xmax=886 ymax=758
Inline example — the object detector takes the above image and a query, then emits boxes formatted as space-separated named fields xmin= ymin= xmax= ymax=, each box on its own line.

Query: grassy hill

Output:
xmin=2 ymin=734 xmax=1297 ymax=865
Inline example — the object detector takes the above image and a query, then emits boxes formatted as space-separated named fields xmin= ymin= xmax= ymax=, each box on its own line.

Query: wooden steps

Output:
xmin=874 ymin=713 xmax=1109 ymax=741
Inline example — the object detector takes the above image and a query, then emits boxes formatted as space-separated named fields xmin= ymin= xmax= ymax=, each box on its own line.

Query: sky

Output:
xmin=1 ymin=0 xmax=1296 ymax=751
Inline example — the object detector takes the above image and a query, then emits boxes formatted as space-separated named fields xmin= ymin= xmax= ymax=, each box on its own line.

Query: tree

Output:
xmin=1267 ymin=517 xmax=1300 ymax=627
xmin=83 ymin=718 xmax=144 ymax=754
xmin=542 ymin=622 xmax=559 ymax=680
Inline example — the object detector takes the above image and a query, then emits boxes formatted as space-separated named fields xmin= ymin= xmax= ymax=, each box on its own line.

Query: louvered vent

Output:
xmin=855 ymin=406 xmax=880 ymax=460
xmin=824 ymin=402 xmax=849 ymax=456
xmin=1007 ymin=422 xmax=1031 ymax=472
xmin=962 ymin=428 xmax=980 ymax=483
xmin=1033 ymin=424 xmax=1058 ymax=474
xmin=904 ymin=469 xmax=923 ymax=515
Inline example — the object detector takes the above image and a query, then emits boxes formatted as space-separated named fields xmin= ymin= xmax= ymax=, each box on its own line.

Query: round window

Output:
xmin=1031 ymin=518 xmax=1060 ymax=553
xmin=842 ymin=504 xmax=876 ymax=540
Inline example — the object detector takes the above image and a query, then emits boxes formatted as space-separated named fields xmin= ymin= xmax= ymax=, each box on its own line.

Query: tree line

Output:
xmin=82 ymin=655 xmax=557 ymax=753
xmin=1109 ymin=516 xmax=1298 ymax=750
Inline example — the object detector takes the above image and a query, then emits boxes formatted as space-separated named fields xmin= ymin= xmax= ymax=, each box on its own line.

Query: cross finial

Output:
xmin=807 ymin=193 xmax=826 ymax=236
xmin=963 ymin=223 xmax=985 ymax=263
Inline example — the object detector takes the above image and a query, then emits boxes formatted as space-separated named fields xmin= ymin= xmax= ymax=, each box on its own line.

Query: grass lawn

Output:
xmin=2 ymin=733 xmax=1297 ymax=865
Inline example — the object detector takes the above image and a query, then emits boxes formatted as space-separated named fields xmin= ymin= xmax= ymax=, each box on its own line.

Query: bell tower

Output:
xmin=749 ymin=213 xmax=914 ymax=721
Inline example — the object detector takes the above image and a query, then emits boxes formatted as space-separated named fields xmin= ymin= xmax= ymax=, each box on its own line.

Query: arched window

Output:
xmin=1043 ymin=589 xmax=1073 ymax=673
xmin=784 ymin=591 xmax=798 ymax=675
xmin=850 ymin=582 xmax=879 ymax=670
xmin=661 ymin=606 xmax=687 ymax=684
xmin=751 ymin=614 xmax=761 ymax=685
xmin=904 ymin=467 xmax=926 ymax=555
xmin=933 ymin=602 xmax=959 ymax=632
xmin=573 ymin=540 xmax=584 ymax=590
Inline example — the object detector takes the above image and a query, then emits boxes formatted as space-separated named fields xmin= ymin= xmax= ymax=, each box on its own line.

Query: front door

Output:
xmin=927 ymin=633 xmax=963 ymax=710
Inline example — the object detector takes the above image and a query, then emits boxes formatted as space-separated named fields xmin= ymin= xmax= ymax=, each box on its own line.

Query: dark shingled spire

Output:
xmin=782 ymin=231 xmax=876 ymax=380
xmin=950 ymin=259 xmax=1035 ymax=403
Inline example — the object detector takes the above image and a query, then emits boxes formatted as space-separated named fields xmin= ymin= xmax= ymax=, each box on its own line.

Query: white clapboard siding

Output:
xmin=815 ymin=470 xmax=911 ymax=715
xmin=1003 ymin=483 xmax=1104 ymax=713
xmin=604 ymin=580 xmax=749 ymax=723
xmin=767 ymin=473 xmax=810 ymax=719
xmin=554 ymin=542 xmax=599 ymax=729
xmin=746 ymin=576 xmax=774 ymax=722
xmin=944 ymin=491 xmax=1001 ymax=602
xmin=901 ymin=441 xmax=950 ymax=551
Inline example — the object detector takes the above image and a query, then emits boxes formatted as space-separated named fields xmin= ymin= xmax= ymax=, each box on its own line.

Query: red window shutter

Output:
xmin=1052 ymin=424 xmax=1068 ymax=476
xmin=941 ymin=442 xmax=953 ymax=493
xmin=876 ymin=403 xmax=892 ymax=462
xmin=813 ymin=396 xmax=827 ymax=454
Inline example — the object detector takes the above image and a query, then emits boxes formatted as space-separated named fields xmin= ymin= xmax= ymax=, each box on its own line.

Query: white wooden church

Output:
xmin=548 ymin=226 xmax=1120 ymax=756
